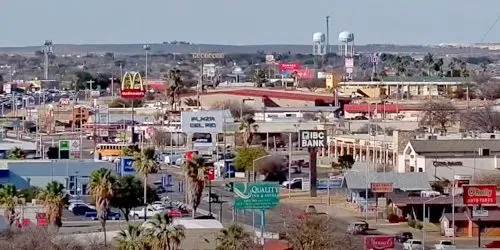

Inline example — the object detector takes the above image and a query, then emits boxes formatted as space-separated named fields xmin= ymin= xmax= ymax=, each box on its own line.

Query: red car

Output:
xmin=484 ymin=241 xmax=500 ymax=248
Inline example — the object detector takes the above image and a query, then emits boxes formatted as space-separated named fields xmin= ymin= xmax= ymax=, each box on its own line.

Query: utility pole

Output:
xmin=143 ymin=44 xmax=151 ymax=83
xmin=43 ymin=40 xmax=53 ymax=80
xmin=109 ymin=77 xmax=118 ymax=97
xmin=86 ymin=79 xmax=95 ymax=103
xmin=326 ymin=16 xmax=330 ymax=54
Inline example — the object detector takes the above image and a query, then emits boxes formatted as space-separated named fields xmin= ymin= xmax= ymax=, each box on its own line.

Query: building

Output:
xmin=441 ymin=211 xmax=500 ymax=237
xmin=0 ymin=160 xmax=115 ymax=194
xmin=398 ymin=137 xmax=500 ymax=181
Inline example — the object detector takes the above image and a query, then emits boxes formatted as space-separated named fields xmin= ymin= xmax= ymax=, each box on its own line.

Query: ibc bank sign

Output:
xmin=299 ymin=130 xmax=327 ymax=148
xmin=181 ymin=111 xmax=224 ymax=133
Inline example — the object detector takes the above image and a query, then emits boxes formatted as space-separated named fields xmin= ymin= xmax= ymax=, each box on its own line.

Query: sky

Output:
xmin=2 ymin=0 xmax=500 ymax=47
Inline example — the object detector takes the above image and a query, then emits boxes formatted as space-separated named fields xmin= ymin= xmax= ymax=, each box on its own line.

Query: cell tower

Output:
xmin=42 ymin=40 xmax=53 ymax=80
xmin=338 ymin=31 xmax=354 ymax=57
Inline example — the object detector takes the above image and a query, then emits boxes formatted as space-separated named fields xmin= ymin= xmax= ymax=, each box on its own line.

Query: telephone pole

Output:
xmin=326 ymin=16 xmax=330 ymax=54
xmin=43 ymin=40 xmax=53 ymax=80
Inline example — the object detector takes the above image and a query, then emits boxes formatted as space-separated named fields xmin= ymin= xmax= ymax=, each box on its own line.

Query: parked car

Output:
xmin=396 ymin=231 xmax=413 ymax=243
xmin=282 ymin=178 xmax=303 ymax=189
xmin=129 ymin=206 xmax=161 ymax=220
xmin=71 ymin=204 xmax=96 ymax=215
xmin=403 ymin=239 xmax=423 ymax=250
xmin=434 ymin=240 xmax=456 ymax=250
xmin=202 ymin=193 xmax=219 ymax=203
xmin=484 ymin=240 xmax=500 ymax=248
xmin=85 ymin=210 xmax=121 ymax=221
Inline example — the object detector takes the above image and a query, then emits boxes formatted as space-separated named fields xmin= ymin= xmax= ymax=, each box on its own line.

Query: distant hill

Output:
xmin=0 ymin=43 xmax=489 ymax=56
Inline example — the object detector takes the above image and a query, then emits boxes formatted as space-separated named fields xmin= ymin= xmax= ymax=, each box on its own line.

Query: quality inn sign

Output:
xmin=234 ymin=182 xmax=280 ymax=210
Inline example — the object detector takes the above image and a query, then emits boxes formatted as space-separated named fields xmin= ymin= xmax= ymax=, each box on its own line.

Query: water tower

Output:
xmin=312 ymin=32 xmax=326 ymax=56
xmin=338 ymin=31 xmax=354 ymax=57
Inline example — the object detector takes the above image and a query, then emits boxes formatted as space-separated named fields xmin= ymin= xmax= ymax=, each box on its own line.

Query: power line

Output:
xmin=480 ymin=15 xmax=500 ymax=42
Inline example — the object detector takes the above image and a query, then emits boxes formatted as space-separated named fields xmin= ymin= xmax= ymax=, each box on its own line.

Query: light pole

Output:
xmin=109 ymin=77 xmax=118 ymax=97
xmin=423 ymin=195 xmax=442 ymax=248
xmin=143 ymin=45 xmax=151 ymax=84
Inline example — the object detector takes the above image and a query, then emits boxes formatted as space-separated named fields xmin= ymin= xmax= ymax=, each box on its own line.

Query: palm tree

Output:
xmin=216 ymin=224 xmax=253 ymax=250
xmin=239 ymin=114 xmax=258 ymax=147
xmin=133 ymin=148 xmax=158 ymax=219
xmin=252 ymin=68 xmax=266 ymax=88
xmin=88 ymin=168 xmax=116 ymax=246
xmin=0 ymin=185 xmax=20 ymax=227
xmin=116 ymin=224 xmax=147 ymax=250
xmin=8 ymin=147 xmax=26 ymax=159
xmin=184 ymin=156 xmax=206 ymax=218
xmin=121 ymin=144 xmax=140 ymax=157
xmin=166 ymin=68 xmax=182 ymax=110
xmin=144 ymin=213 xmax=186 ymax=250
xmin=37 ymin=181 xmax=65 ymax=228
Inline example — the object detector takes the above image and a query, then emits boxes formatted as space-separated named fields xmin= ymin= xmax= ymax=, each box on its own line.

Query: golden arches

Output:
xmin=121 ymin=71 xmax=144 ymax=91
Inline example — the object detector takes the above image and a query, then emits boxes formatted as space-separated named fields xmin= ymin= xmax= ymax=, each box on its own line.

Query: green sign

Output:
xmin=59 ymin=140 xmax=70 ymax=151
xmin=234 ymin=182 xmax=280 ymax=210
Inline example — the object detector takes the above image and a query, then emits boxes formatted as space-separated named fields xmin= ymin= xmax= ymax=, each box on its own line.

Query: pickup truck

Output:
xmin=403 ymin=239 xmax=423 ymax=250
xmin=129 ymin=206 xmax=160 ymax=220
xmin=434 ymin=240 xmax=456 ymax=250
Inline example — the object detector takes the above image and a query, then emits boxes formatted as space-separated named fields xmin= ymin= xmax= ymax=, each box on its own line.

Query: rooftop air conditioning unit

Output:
xmin=427 ymin=135 xmax=437 ymax=140
xmin=478 ymin=148 xmax=490 ymax=156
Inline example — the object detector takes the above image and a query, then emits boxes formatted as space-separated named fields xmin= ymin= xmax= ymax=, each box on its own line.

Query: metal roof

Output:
xmin=343 ymin=171 xmax=431 ymax=191
xmin=409 ymin=139 xmax=500 ymax=154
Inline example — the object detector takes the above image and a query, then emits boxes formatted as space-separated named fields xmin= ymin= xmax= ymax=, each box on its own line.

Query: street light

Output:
xmin=423 ymin=195 xmax=442 ymax=248
xmin=143 ymin=45 xmax=151 ymax=83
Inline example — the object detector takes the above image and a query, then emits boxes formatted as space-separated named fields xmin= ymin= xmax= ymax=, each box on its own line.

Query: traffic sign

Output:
xmin=234 ymin=182 xmax=280 ymax=210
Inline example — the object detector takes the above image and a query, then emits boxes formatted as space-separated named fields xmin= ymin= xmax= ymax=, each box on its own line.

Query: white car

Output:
xmin=150 ymin=201 xmax=169 ymax=211
xmin=68 ymin=202 xmax=95 ymax=212
xmin=129 ymin=206 xmax=161 ymax=220
xmin=403 ymin=239 xmax=423 ymax=250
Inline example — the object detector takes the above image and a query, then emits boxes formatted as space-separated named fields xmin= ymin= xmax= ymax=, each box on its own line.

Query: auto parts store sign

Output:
xmin=364 ymin=236 xmax=395 ymax=250
xmin=181 ymin=111 xmax=224 ymax=133
xmin=234 ymin=182 xmax=280 ymax=210
xmin=462 ymin=184 xmax=497 ymax=205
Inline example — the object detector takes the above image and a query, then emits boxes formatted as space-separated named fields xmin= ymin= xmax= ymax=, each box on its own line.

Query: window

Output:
xmin=418 ymin=168 xmax=423 ymax=172
xmin=410 ymin=167 xmax=415 ymax=172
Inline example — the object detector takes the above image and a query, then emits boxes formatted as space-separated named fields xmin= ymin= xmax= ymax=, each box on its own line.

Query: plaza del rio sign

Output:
xmin=462 ymin=184 xmax=497 ymax=205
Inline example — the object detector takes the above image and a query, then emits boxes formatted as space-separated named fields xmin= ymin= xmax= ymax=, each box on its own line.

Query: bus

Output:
xmin=94 ymin=143 xmax=135 ymax=161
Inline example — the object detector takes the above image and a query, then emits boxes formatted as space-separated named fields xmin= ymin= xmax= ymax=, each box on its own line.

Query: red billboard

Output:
xmin=364 ymin=236 xmax=395 ymax=250
xmin=279 ymin=62 xmax=301 ymax=71
xmin=295 ymin=69 xmax=314 ymax=80
xmin=463 ymin=185 xmax=497 ymax=205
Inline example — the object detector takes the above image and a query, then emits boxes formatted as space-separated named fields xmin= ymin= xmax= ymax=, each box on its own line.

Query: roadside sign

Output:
xmin=365 ymin=236 xmax=395 ymax=250
xmin=121 ymin=157 xmax=135 ymax=174
xmin=207 ymin=167 xmax=215 ymax=181
xmin=234 ymin=182 xmax=279 ymax=210
xmin=472 ymin=209 xmax=489 ymax=217
xmin=59 ymin=140 xmax=70 ymax=151
xmin=371 ymin=183 xmax=394 ymax=193
xmin=299 ymin=130 xmax=327 ymax=148
xmin=463 ymin=184 xmax=497 ymax=205
xmin=90 ymin=90 xmax=100 ymax=98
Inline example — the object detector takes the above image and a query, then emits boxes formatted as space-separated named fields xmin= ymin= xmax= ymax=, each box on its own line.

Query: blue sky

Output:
xmin=2 ymin=0 xmax=500 ymax=46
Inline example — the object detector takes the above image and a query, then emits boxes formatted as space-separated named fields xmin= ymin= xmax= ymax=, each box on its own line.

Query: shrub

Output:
xmin=407 ymin=219 xmax=416 ymax=228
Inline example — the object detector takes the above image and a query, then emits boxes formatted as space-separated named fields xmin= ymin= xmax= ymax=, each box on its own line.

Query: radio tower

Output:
xmin=43 ymin=40 xmax=53 ymax=80
xmin=326 ymin=16 xmax=330 ymax=54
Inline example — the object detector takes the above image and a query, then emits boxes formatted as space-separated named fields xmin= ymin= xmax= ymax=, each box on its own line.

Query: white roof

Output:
xmin=172 ymin=219 xmax=224 ymax=229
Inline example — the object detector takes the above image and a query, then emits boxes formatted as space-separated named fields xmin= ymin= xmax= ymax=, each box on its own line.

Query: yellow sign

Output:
xmin=121 ymin=71 xmax=144 ymax=91
xmin=325 ymin=72 xmax=341 ymax=89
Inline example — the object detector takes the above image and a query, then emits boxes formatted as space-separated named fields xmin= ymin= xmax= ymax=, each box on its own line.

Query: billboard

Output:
xmin=181 ymin=110 xmax=224 ymax=133
xmin=462 ymin=184 xmax=497 ymax=205
xmin=279 ymin=62 xmax=301 ymax=72
xmin=345 ymin=57 xmax=354 ymax=68
xmin=371 ymin=183 xmax=394 ymax=193
xmin=295 ymin=69 xmax=314 ymax=80
xmin=202 ymin=63 xmax=216 ymax=77
xmin=121 ymin=157 xmax=135 ymax=174
xmin=234 ymin=182 xmax=280 ymax=210
xmin=364 ymin=236 xmax=395 ymax=250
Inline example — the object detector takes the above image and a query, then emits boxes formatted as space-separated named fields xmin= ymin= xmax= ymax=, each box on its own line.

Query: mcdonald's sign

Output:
xmin=120 ymin=71 xmax=146 ymax=99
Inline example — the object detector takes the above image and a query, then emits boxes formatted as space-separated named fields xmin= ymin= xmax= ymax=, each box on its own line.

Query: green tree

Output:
xmin=8 ymin=147 xmax=26 ymax=159
xmin=74 ymin=71 xmax=93 ymax=90
xmin=144 ymin=213 xmax=186 ymax=250
xmin=37 ymin=181 xmax=65 ymax=228
xmin=133 ymin=148 xmax=159 ymax=218
xmin=88 ymin=168 xmax=116 ymax=246
xmin=110 ymin=175 xmax=159 ymax=221
xmin=117 ymin=224 xmax=147 ymax=250
xmin=0 ymin=185 xmax=20 ymax=227
xmin=184 ymin=156 xmax=206 ymax=218
xmin=216 ymin=224 xmax=254 ymax=250
xmin=333 ymin=155 xmax=355 ymax=171
xmin=239 ymin=114 xmax=258 ymax=147
xmin=252 ymin=67 xmax=267 ymax=87
xmin=234 ymin=147 xmax=267 ymax=172
xmin=121 ymin=144 xmax=141 ymax=157
xmin=19 ymin=186 xmax=41 ymax=203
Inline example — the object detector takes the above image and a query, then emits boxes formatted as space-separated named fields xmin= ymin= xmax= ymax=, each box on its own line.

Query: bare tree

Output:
xmin=419 ymin=101 xmax=458 ymax=132
xmin=461 ymin=106 xmax=500 ymax=133
xmin=475 ymin=173 xmax=500 ymax=188
xmin=210 ymin=100 xmax=254 ymax=119
xmin=475 ymin=81 xmax=500 ymax=100
xmin=152 ymin=129 xmax=172 ymax=149
xmin=300 ymin=79 xmax=325 ymax=92
xmin=282 ymin=214 xmax=361 ymax=250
